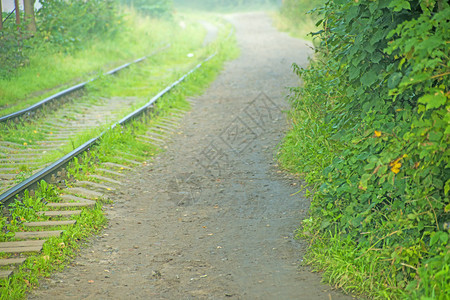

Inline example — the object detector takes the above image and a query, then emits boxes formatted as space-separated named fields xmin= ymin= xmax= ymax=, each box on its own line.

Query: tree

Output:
xmin=23 ymin=0 xmax=36 ymax=33
xmin=0 ymin=0 xmax=3 ymax=30
xmin=14 ymin=0 xmax=20 ymax=26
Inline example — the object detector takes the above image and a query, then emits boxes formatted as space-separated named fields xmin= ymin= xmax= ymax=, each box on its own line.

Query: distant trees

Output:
xmin=173 ymin=0 xmax=279 ymax=10
xmin=119 ymin=0 xmax=173 ymax=17
xmin=0 ymin=1 xmax=3 ymax=30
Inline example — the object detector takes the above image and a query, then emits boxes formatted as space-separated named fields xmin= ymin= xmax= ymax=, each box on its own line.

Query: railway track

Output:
xmin=0 ymin=45 xmax=170 ymax=124
xmin=0 ymin=29 xmax=221 ymax=280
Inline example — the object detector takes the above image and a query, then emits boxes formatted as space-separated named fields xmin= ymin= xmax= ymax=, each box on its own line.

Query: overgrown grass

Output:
xmin=0 ymin=8 xmax=201 ymax=117
xmin=280 ymin=1 xmax=450 ymax=299
xmin=298 ymin=227 xmax=400 ymax=298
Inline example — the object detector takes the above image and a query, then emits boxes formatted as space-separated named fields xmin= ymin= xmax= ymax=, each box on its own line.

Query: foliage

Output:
xmin=36 ymin=0 xmax=121 ymax=51
xmin=0 ymin=19 xmax=27 ymax=79
xmin=122 ymin=0 xmax=173 ymax=18
xmin=281 ymin=0 xmax=450 ymax=297
xmin=0 ymin=0 xmax=121 ymax=79
xmin=174 ymin=0 xmax=279 ymax=11
xmin=0 ymin=8 xmax=182 ymax=114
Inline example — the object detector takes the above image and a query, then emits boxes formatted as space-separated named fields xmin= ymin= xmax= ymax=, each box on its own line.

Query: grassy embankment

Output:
xmin=277 ymin=1 xmax=449 ymax=299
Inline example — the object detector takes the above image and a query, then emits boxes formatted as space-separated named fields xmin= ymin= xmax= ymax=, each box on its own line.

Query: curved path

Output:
xmin=29 ymin=12 xmax=354 ymax=299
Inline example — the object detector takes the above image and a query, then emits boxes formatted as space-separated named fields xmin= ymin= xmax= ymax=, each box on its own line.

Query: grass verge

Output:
xmin=0 ymin=8 xmax=203 ymax=117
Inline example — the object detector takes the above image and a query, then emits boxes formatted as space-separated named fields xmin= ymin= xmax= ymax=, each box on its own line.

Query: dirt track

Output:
xmin=29 ymin=12 xmax=354 ymax=300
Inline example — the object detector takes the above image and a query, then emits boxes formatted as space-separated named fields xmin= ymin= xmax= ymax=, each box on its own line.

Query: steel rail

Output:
xmin=0 ymin=53 xmax=216 ymax=206
xmin=0 ymin=44 xmax=171 ymax=123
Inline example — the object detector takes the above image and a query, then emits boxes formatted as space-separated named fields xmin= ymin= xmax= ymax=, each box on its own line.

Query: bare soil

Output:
xmin=29 ymin=12 xmax=354 ymax=300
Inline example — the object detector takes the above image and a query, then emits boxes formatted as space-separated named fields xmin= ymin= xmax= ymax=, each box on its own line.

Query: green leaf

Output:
xmin=444 ymin=203 xmax=450 ymax=213
xmin=349 ymin=66 xmax=361 ymax=81
xmin=430 ymin=232 xmax=440 ymax=246
xmin=418 ymin=93 xmax=447 ymax=110
xmin=440 ymin=232 xmax=449 ymax=244
xmin=388 ymin=72 xmax=403 ymax=89
xmin=361 ymin=69 xmax=378 ymax=87
xmin=445 ymin=180 xmax=450 ymax=196
xmin=370 ymin=52 xmax=383 ymax=64
xmin=388 ymin=0 xmax=411 ymax=12
xmin=360 ymin=174 xmax=372 ymax=190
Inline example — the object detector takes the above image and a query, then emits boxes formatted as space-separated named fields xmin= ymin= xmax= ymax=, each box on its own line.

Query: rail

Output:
xmin=0 ymin=53 xmax=216 ymax=206
xmin=0 ymin=44 xmax=171 ymax=123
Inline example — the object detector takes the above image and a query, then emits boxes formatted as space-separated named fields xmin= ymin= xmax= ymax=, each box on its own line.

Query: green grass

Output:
xmin=0 ymin=8 xmax=204 ymax=117
xmin=298 ymin=224 xmax=404 ymax=299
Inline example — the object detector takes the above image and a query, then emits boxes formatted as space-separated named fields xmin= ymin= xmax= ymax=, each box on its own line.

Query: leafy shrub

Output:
xmin=36 ymin=0 xmax=121 ymax=50
xmin=0 ymin=13 xmax=28 ymax=78
xmin=282 ymin=0 xmax=449 ymax=297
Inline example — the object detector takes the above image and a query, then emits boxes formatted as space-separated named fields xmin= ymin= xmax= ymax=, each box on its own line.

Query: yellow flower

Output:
xmin=391 ymin=162 xmax=402 ymax=174
xmin=23 ymin=142 xmax=28 ymax=146
xmin=374 ymin=130 xmax=382 ymax=137
xmin=389 ymin=157 xmax=404 ymax=174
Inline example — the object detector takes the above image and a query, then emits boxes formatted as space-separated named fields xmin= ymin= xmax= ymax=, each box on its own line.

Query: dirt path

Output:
xmin=29 ymin=12 xmax=353 ymax=300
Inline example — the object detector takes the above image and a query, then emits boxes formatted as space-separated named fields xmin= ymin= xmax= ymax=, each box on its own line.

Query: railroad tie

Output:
xmin=24 ymin=220 xmax=77 ymax=228
xmin=0 ymin=270 xmax=13 ymax=279
xmin=95 ymin=168 xmax=125 ymax=178
xmin=88 ymin=174 xmax=122 ymax=185
xmin=0 ymin=198 xmax=96 ymax=279
xmin=14 ymin=231 xmax=63 ymax=239
xmin=102 ymin=162 xmax=132 ymax=170
xmin=75 ymin=180 xmax=116 ymax=192
xmin=116 ymin=158 xmax=141 ymax=166
xmin=63 ymin=187 xmax=103 ymax=200
xmin=37 ymin=210 xmax=82 ymax=217
xmin=0 ymin=258 xmax=26 ymax=266
xmin=0 ymin=240 xmax=46 ymax=254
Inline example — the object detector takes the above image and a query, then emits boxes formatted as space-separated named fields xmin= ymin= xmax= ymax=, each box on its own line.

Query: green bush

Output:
xmin=36 ymin=0 xmax=121 ymax=50
xmin=0 ymin=0 xmax=122 ymax=77
xmin=0 ymin=13 xmax=28 ymax=78
xmin=281 ymin=0 xmax=449 ymax=297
